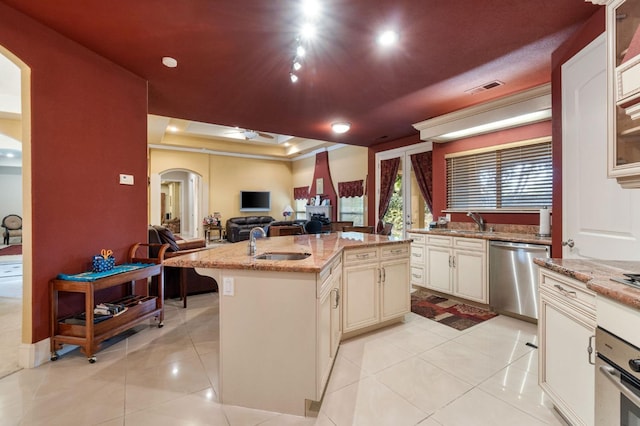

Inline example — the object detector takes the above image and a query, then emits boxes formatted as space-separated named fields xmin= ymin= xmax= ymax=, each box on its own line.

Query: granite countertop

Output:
xmin=534 ymin=258 xmax=640 ymax=310
xmin=409 ymin=228 xmax=552 ymax=246
xmin=163 ymin=232 xmax=410 ymax=273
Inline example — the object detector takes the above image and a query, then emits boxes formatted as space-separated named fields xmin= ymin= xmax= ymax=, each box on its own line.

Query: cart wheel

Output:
xmin=158 ymin=322 xmax=164 ymax=328
xmin=50 ymin=353 xmax=59 ymax=361
xmin=88 ymin=356 xmax=97 ymax=364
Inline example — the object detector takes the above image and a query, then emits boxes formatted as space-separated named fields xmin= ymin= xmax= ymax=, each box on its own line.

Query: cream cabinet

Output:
xmin=425 ymin=235 xmax=488 ymax=303
xmin=342 ymin=243 xmax=410 ymax=334
xmin=408 ymin=232 xmax=426 ymax=287
xmin=538 ymin=268 xmax=595 ymax=426
xmin=317 ymin=256 xmax=342 ymax=396
xmin=607 ymin=0 xmax=640 ymax=187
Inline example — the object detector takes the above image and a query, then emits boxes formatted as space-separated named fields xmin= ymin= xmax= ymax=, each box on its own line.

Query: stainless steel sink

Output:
xmin=254 ymin=252 xmax=311 ymax=261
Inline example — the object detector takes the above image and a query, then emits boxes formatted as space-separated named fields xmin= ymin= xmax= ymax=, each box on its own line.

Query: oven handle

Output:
xmin=599 ymin=365 xmax=640 ymax=408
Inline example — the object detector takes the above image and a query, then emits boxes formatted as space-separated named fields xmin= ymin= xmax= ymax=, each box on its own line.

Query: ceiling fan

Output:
xmin=225 ymin=127 xmax=274 ymax=140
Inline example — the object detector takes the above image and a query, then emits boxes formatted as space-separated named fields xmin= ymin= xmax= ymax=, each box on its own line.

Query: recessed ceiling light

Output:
xmin=167 ymin=125 xmax=178 ymax=132
xmin=296 ymin=45 xmax=306 ymax=58
xmin=332 ymin=122 xmax=351 ymax=134
xmin=300 ymin=23 xmax=317 ymax=40
xmin=377 ymin=30 xmax=398 ymax=47
xmin=293 ymin=60 xmax=302 ymax=71
xmin=290 ymin=73 xmax=299 ymax=83
xmin=301 ymin=0 xmax=321 ymax=18
xmin=162 ymin=56 xmax=178 ymax=68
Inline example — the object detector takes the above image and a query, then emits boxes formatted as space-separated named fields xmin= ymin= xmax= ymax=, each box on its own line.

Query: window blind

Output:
xmin=446 ymin=140 xmax=552 ymax=210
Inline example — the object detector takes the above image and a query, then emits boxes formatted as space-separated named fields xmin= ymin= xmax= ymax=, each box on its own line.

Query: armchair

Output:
xmin=2 ymin=214 xmax=22 ymax=245
xmin=148 ymin=225 xmax=218 ymax=308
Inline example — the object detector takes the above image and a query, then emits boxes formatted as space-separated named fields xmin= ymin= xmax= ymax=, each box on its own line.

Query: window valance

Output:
xmin=338 ymin=180 xmax=364 ymax=198
xmin=293 ymin=186 xmax=310 ymax=200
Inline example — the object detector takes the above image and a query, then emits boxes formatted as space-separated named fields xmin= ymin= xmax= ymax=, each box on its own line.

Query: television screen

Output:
xmin=240 ymin=191 xmax=271 ymax=212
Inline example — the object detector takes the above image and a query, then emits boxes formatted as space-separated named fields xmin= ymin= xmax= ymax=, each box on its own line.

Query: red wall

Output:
xmin=550 ymin=7 xmax=605 ymax=257
xmin=308 ymin=151 xmax=338 ymax=220
xmin=0 ymin=4 xmax=148 ymax=342
xmin=432 ymin=121 xmax=552 ymax=226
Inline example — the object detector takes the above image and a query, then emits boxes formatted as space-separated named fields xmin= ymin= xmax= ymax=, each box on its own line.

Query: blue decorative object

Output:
xmin=92 ymin=254 xmax=115 ymax=273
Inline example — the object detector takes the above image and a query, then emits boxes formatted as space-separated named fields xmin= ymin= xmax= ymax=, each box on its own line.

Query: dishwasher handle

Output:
xmin=490 ymin=241 xmax=550 ymax=253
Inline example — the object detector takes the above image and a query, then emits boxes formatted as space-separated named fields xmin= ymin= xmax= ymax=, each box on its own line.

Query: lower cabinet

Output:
xmin=317 ymin=256 xmax=342 ymax=396
xmin=342 ymin=243 xmax=410 ymax=334
xmin=425 ymin=235 xmax=487 ymax=303
xmin=538 ymin=268 xmax=595 ymax=426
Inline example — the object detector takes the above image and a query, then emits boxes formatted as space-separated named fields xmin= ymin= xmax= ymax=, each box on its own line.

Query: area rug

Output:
xmin=0 ymin=245 xmax=21 ymax=256
xmin=411 ymin=288 xmax=498 ymax=331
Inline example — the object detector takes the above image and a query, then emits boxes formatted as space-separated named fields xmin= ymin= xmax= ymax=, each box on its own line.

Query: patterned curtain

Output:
xmin=410 ymin=151 xmax=433 ymax=213
xmin=293 ymin=186 xmax=309 ymax=200
xmin=378 ymin=157 xmax=400 ymax=219
xmin=338 ymin=180 xmax=364 ymax=198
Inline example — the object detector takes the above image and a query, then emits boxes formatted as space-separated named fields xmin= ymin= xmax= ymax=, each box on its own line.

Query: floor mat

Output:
xmin=411 ymin=288 xmax=497 ymax=331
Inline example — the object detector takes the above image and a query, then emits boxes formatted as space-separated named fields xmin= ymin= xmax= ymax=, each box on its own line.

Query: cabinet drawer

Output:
xmin=410 ymin=244 xmax=425 ymax=265
xmin=343 ymin=247 xmax=379 ymax=265
xmin=426 ymin=235 xmax=453 ymax=247
xmin=540 ymin=270 xmax=595 ymax=313
xmin=381 ymin=244 xmax=410 ymax=259
xmin=318 ymin=256 xmax=342 ymax=297
xmin=408 ymin=233 xmax=426 ymax=244
xmin=453 ymin=237 xmax=486 ymax=251
xmin=410 ymin=266 xmax=424 ymax=285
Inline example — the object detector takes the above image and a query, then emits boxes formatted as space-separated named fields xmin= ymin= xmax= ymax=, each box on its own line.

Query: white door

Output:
xmin=562 ymin=34 xmax=640 ymax=260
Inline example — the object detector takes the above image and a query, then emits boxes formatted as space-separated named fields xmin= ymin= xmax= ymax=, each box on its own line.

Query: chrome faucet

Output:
xmin=248 ymin=226 xmax=267 ymax=256
xmin=466 ymin=212 xmax=485 ymax=231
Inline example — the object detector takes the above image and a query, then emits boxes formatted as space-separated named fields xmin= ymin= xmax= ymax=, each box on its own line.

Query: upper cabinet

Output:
xmin=607 ymin=0 xmax=640 ymax=187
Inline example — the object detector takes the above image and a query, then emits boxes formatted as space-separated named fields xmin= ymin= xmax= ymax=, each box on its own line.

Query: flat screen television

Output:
xmin=240 ymin=191 xmax=271 ymax=212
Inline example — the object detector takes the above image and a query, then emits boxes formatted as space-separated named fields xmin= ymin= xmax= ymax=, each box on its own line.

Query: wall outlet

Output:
xmin=223 ymin=277 xmax=234 ymax=296
xmin=119 ymin=174 xmax=134 ymax=185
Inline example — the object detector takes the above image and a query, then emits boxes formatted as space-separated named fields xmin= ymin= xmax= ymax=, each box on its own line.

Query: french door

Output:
xmin=375 ymin=142 xmax=432 ymax=238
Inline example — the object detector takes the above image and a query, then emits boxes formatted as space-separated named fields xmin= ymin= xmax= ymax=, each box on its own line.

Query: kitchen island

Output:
xmin=164 ymin=232 xmax=411 ymax=416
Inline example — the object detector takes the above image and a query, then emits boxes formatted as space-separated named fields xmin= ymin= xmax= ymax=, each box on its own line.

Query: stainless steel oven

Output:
xmin=596 ymin=327 xmax=640 ymax=425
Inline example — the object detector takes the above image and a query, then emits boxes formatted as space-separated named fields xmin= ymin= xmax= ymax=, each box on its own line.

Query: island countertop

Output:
xmin=163 ymin=232 xmax=410 ymax=273
xmin=534 ymin=258 xmax=640 ymax=310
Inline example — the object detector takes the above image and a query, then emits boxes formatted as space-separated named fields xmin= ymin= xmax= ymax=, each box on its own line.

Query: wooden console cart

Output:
xmin=49 ymin=243 xmax=169 ymax=363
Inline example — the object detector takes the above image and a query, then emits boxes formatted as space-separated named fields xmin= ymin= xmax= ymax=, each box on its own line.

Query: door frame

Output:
xmin=375 ymin=141 xmax=432 ymax=238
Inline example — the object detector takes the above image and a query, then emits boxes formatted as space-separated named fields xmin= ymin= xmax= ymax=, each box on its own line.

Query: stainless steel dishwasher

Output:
xmin=489 ymin=241 xmax=550 ymax=320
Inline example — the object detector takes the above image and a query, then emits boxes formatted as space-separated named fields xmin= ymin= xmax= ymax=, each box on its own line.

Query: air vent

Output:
xmin=465 ymin=80 xmax=505 ymax=95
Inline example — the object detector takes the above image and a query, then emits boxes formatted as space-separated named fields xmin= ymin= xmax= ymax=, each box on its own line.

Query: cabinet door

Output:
xmin=342 ymin=265 xmax=379 ymax=333
xmin=539 ymin=295 xmax=594 ymax=426
xmin=452 ymin=249 xmax=487 ymax=303
xmin=330 ymin=269 xmax=342 ymax=359
xmin=426 ymin=246 xmax=452 ymax=293
xmin=380 ymin=257 xmax=410 ymax=321
xmin=317 ymin=284 xmax=332 ymax=396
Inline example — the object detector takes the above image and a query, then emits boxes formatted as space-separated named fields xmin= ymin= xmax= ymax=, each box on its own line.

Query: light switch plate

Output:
xmin=119 ymin=174 xmax=134 ymax=185
xmin=222 ymin=277 xmax=234 ymax=296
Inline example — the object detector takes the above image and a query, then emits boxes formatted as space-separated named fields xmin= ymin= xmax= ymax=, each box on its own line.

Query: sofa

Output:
xmin=148 ymin=225 xmax=218 ymax=307
xmin=225 ymin=216 xmax=275 ymax=243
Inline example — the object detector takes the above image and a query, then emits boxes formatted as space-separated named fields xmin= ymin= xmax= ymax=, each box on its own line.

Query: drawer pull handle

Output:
xmin=412 ymin=273 xmax=421 ymax=279
xmin=391 ymin=249 xmax=403 ymax=254
xmin=554 ymin=284 xmax=577 ymax=298
xmin=412 ymin=253 xmax=421 ymax=257
xmin=356 ymin=253 xmax=370 ymax=259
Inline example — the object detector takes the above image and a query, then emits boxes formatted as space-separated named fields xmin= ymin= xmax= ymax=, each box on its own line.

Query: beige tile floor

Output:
xmin=0 ymin=290 xmax=569 ymax=426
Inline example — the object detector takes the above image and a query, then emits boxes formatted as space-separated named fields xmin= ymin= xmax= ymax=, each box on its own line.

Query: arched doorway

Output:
xmin=150 ymin=169 xmax=205 ymax=239
xmin=0 ymin=45 xmax=32 ymax=375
